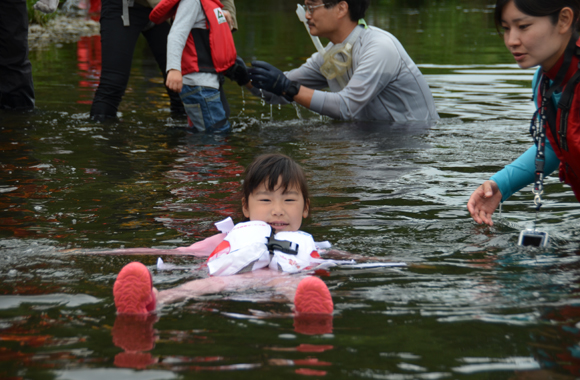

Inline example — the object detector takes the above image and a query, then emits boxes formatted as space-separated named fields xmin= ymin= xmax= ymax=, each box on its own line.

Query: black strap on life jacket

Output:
xmin=266 ymin=231 xmax=299 ymax=256
xmin=190 ymin=29 xmax=217 ymax=73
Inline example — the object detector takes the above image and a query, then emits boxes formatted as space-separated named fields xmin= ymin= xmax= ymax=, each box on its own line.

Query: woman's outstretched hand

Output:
xmin=467 ymin=180 xmax=502 ymax=226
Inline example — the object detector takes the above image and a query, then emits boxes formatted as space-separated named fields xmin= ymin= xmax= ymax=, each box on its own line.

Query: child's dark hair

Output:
xmin=494 ymin=0 xmax=580 ymax=33
xmin=241 ymin=153 xmax=310 ymax=218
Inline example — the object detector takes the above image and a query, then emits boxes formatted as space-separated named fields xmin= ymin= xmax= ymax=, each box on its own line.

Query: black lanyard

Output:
xmin=530 ymin=75 xmax=551 ymax=212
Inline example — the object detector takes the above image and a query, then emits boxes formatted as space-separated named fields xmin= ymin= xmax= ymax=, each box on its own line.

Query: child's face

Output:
xmin=243 ymin=177 xmax=308 ymax=232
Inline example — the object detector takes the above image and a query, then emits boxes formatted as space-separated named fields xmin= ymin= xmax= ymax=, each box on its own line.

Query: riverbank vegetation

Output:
xmin=27 ymin=0 xmax=63 ymax=25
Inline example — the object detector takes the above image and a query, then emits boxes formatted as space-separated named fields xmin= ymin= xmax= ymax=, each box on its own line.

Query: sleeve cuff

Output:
xmin=309 ymin=90 xmax=325 ymax=114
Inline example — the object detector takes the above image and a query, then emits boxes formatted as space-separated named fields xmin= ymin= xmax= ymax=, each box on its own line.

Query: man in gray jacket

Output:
xmin=248 ymin=0 xmax=438 ymax=122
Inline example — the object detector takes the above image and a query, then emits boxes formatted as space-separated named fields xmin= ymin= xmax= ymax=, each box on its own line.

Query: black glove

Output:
xmin=224 ymin=56 xmax=250 ymax=86
xmin=248 ymin=61 xmax=292 ymax=96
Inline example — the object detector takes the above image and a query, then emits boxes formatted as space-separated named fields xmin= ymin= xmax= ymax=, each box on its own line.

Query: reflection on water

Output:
xmin=424 ymin=64 xmax=537 ymax=120
xmin=2 ymin=1 xmax=580 ymax=379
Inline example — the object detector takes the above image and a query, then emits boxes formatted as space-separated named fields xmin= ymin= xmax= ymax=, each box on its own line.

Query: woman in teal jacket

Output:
xmin=468 ymin=0 xmax=580 ymax=225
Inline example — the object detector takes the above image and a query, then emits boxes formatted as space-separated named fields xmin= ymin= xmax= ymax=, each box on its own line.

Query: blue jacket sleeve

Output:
xmin=490 ymin=141 xmax=560 ymax=202
xmin=489 ymin=67 xmax=560 ymax=202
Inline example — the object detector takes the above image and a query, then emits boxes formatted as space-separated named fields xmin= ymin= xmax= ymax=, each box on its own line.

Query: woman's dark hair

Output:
xmin=241 ymin=153 xmax=310 ymax=219
xmin=322 ymin=0 xmax=371 ymax=22
xmin=494 ymin=0 xmax=580 ymax=32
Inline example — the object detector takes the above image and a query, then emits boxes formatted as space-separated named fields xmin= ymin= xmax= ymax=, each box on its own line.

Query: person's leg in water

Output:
xmin=111 ymin=265 xmax=158 ymax=369
xmin=111 ymin=262 xmax=334 ymax=357
xmin=91 ymin=2 xmax=179 ymax=120
xmin=142 ymin=21 xmax=185 ymax=118
xmin=218 ymin=74 xmax=230 ymax=120
xmin=90 ymin=0 xmax=144 ymax=120
xmin=113 ymin=262 xmax=333 ymax=314
xmin=0 ymin=0 xmax=35 ymax=111
xmin=180 ymin=85 xmax=231 ymax=133
xmin=113 ymin=262 xmax=157 ymax=314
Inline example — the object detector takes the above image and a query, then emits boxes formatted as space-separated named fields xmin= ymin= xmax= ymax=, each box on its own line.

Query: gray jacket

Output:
xmin=252 ymin=25 xmax=439 ymax=122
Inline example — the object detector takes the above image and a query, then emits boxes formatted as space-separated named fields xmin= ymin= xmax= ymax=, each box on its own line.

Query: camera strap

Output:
xmin=530 ymin=75 xmax=551 ymax=213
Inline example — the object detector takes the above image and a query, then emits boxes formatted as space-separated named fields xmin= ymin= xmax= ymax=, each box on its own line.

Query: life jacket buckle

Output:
xmin=267 ymin=231 xmax=299 ymax=255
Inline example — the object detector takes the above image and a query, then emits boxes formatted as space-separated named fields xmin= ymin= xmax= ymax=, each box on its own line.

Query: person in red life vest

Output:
xmin=149 ymin=0 xmax=249 ymax=133
xmin=88 ymin=0 xmax=238 ymax=122
xmin=468 ymin=0 xmax=580 ymax=226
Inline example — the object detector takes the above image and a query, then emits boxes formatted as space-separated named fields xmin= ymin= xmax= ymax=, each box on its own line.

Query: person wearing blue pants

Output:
xmin=90 ymin=0 xmax=237 ymax=122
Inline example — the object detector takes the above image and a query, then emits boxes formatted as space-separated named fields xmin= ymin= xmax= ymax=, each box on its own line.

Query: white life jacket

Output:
xmin=206 ymin=220 xmax=321 ymax=276
xmin=268 ymin=230 xmax=320 ymax=273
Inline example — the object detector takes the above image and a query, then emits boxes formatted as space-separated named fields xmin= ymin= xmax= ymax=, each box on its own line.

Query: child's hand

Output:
xmin=166 ymin=70 xmax=183 ymax=93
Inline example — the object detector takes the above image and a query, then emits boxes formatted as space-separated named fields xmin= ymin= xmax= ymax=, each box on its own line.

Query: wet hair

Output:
xmin=322 ymin=0 xmax=371 ymax=22
xmin=241 ymin=153 xmax=310 ymax=218
xmin=494 ymin=0 xmax=580 ymax=33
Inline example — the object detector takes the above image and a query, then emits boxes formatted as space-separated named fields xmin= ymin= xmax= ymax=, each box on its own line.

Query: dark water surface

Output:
xmin=2 ymin=1 xmax=580 ymax=379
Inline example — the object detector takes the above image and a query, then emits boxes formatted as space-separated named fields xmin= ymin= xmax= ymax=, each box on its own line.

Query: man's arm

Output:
xmin=293 ymin=87 xmax=314 ymax=109
xmin=247 ymin=54 xmax=328 ymax=107
xmin=248 ymin=29 xmax=400 ymax=120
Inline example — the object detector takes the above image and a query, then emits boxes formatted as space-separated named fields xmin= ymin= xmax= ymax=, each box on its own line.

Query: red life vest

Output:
xmin=149 ymin=0 xmax=236 ymax=74
xmin=535 ymin=35 xmax=580 ymax=202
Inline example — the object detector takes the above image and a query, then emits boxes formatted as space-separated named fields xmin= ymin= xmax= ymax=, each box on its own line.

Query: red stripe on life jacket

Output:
xmin=208 ymin=240 xmax=231 ymax=261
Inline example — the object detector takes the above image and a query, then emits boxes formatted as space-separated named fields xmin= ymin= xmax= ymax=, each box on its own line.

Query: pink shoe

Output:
xmin=113 ymin=262 xmax=156 ymax=314
xmin=294 ymin=277 xmax=334 ymax=335
xmin=294 ymin=276 xmax=333 ymax=314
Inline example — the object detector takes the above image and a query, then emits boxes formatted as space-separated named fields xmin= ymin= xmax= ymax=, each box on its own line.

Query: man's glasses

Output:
xmin=304 ymin=3 xmax=325 ymax=14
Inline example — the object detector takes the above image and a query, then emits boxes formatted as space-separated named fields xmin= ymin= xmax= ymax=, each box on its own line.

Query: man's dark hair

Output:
xmin=323 ymin=0 xmax=371 ymax=22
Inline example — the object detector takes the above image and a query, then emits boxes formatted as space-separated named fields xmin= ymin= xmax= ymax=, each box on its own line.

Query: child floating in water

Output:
xmin=113 ymin=153 xmax=334 ymax=322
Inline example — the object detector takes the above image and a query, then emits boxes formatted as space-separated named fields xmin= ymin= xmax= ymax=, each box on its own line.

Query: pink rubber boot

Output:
xmin=294 ymin=276 xmax=333 ymax=314
xmin=293 ymin=276 xmax=334 ymax=335
xmin=113 ymin=262 xmax=157 ymax=314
